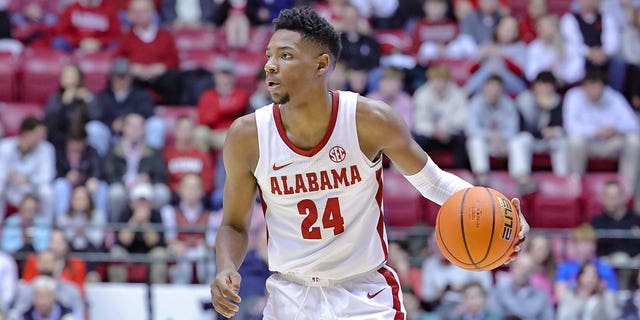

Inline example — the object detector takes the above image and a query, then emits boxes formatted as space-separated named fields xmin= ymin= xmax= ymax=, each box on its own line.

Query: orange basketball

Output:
xmin=435 ymin=186 xmax=520 ymax=271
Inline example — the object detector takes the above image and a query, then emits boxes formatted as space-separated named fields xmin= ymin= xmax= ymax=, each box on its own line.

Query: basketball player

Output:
xmin=210 ymin=7 xmax=530 ymax=319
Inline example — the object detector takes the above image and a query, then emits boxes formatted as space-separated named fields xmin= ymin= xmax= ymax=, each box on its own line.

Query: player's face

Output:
xmin=264 ymin=30 xmax=328 ymax=105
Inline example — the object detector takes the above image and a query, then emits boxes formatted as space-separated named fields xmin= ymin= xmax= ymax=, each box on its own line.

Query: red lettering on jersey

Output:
xmin=307 ymin=173 xmax=319 ymax=192
xmin=281 ymin=176 xmax=294 ymax=195
xmin=350 ymin=165 xmax=362 ymax=185
xmin=294 ymin=174 xmax=308 ymax=193
xmin=270 ymin=177 xmax=282 ymax=195
xmin=319 ymin=171 xmax=333 ymax=190
xmin=331 ymin=168 xmax=350 ymax=188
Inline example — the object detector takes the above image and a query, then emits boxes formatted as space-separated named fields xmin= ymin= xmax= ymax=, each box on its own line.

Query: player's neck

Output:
xmin=279 ymin=90 xmax=332 ymax=126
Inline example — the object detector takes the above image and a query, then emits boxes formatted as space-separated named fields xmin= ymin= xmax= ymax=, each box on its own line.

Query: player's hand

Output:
xmin=210 ymin=269 xmax=242 ymax=318
xmin=507 ymin=198 xmax=530 ymax=264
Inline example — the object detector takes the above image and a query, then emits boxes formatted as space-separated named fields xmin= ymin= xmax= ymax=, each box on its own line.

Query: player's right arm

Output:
xmin=210 ymin=114 xmax=259 ymax=318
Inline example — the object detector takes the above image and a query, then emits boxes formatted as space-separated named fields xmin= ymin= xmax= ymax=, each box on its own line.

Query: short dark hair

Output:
xmin=67 ymin=124 xmax=88 ymax=141
xmin=19 ymin=116 xmax=45 ymax=134
xmin=273 ymin=7 xmax=342 ymax=64
xmin=462 ymin=280 xmax=486 ymax=296
xmin=534 ymin=71 xmax=557 ymax=86
xmin=583 ymin=68 xmax=607 ymax=84
xmin=485 ymin=74 xmax=504 ymax=85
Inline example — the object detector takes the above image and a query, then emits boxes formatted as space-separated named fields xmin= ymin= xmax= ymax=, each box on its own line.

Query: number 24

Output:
xmin=297 ymin=197 xmax=344 ymax=239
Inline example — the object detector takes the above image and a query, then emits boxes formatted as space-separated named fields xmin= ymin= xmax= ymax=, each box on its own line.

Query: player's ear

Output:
xmin=316 ymin=53 xmax=330 ymax=76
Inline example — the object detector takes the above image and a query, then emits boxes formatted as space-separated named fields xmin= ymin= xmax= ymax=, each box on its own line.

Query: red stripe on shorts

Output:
xmin=374 ymin=168 xmax=388 ymax=260
xmin=378 ymin=266 xmax=405 ymax=320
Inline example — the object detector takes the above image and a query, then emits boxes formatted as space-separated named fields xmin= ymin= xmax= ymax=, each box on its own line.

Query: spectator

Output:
xmin=231 ymin=226 xmax=271 ymax=319
xmin=557 ymin=262 xmax=619 ymax=320
xmin=412 ymin=64 xmax=469 ymax=168
xmin=336 ymin=4 xmax=381 ymax=94
xmin=161 ymin=174 xmax=219 ymax=284
xmin=563 ymin=69 xmax=640 ymax=188
xmin=519 ymin=0 xmax=547 ymax=43
xmin=447 ymin=281 xmax=501 ymax=320
xmin=249 ymin=70 xmax=270 ymax=112
xmin=561 ymin=0 xmax=626 ymax=92
xmin=622 ymin=9 xmax=640 ymax=111
xmin=1 ymin=194 xmax=51 ymax=254
xmin=51 ymin=0 xmax=120 ymax=53
xmin=528 ymin=234 xmax=557 ymax=303
xmin=525 ymin=14 xmax=585 ymax=85
xmin=44 ymin=63 xmax=93 ymax=150
xmin=487 ymin=254 xmax=555 ymax=319
xmin=108 ymin=183 xmax=167 ymax=284
xmin=510 ymin=71 xmax=567 ymax=194
xmin=9 ymin=0 xmax=60 ymax=46
xmin=9 ymin=252 xmax=83 ymax=320
xmin=367 ymin=67 xmax=413 ymax=129
xmin=460 ymin=0 xmax=503 ymax=45
xmin=87 ymin=57 xmax=165 ymax=155
xmin=13 ymin=276 xmax=75 ymax=320
xmin=117 ymin=0 xmax=182 ymax=104
xmin=465 ymin=75 xmax=519 ymax=185
xmin=163 ymin=116 xmax=214 ymax=197
xmin=0 ymin=1 xmax=22 ymax=56
xmin=22 ymin=230 xmax=87 ymax=292
xmin=245 ymin=0 xmax=294 ymax=25
xmin=160 ymin=0 xmax=215 ymax=28
xmin=555 ymin=224 xmax=618 ymax=298
xmin=215 ymin=0 xmax=250 ymax=48
xmin=105 ymin=113 xmax=169 ymax=223
xmin=0 ymin=251 xmax=17 ymax=316
xmin=350 ymin=0 xmax=399 ymax=23
xmin=387 ymin=241 xmax=422 ymax=297
xmin=465 ymin=15 xmax=527 ymax=95
xmin=52 ymin=127 xmax=107 ymax=218
xmin=0 ymin=117 xmax=55 ymax=222
xmin=590 ymin=180 xmax=640 ymax=257
xmin=56 ymin=185 xmax=106 ymax=254
xmin=621 ymin=269 xmax=640 ymax=320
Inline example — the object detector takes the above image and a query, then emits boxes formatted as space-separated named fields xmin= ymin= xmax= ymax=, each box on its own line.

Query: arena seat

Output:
xmin=244 ymin=26 xmax=273 ymax=53
xmin=373 ymin=29 xmax=413 ymax=55
xmin=548 ymin=0 xmax=572 ymax=15
xmin=531 ymin=173 xmax=582 ymax=228
xmin=581 ymin=172 xmax=634 ymax=222
xmin=19 ymin=49 xmax=70 ymax=103
xmin=229 ymin=51 xmax=264 ymax=92
xmin=173 ymin=27 xmax=216 ymax=52
xmin=0 ymin=102 xmax=44 ymax=136
xmin=421 ymin=169 xmax=475 ymax=226
xmin=487 ymin=171 xmax=519 ymax=199
xmin=383 ymin=169 xmax=422 ymax=227
xmin=0 ymin=52 xmax=19 ymax=101
xmin=179 ymin=50 xmax=218 ymax=71
xmin=154 ymin=105 xmax=198 ymax=146
xmin=75 ymin=51 xmax=114 ymax=92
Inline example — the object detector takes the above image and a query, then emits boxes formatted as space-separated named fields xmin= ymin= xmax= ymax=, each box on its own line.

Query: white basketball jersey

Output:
xmin=253 ymin=90 xmax=388 ymax=280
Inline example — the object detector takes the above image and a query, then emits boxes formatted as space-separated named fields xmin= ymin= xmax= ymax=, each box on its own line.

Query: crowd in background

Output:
xmin=0 ymin=0 xmax=639 ymax=319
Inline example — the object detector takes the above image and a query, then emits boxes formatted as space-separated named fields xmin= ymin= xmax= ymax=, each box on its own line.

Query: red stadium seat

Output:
xmin=172 ymin=27 xmax=216 ymax=52
xmin=0 ymin=102 xmax=44 ymax=136
xmin=548 ymin=0 xmax=571 ymax=15
xmin=154 ymin=105 xmax=198 ymax=146
xmin=581 ymin=173 xmax=634 ymax=222
xmin=426 ymin=58 xmax=477 ymax=86
xmin=383 ymin=169 xmax=422 ymax=227
xmin=19 ymin=49 xmax=71 ymax=103
xmin=0 ymin=52 xmax=19 ymax=101
xmin=229 ymin=51 xmax=264 ymax=92
xmin=244 ymin=26 xmax=273 ymax=53
xmin=75 ymin=51 xmax=114 ymax=92
xmin=374 ymin=29 xmax=413 ymax=55
xmin=421 ymin=169 xmax=475 ymax=226
xmin=531 ymin=173 xmax=582 ymax=228
xmin=487 ymin=171 xmax=519 ymax=199
xmin=179 ymin=50 xmax=218 ymax=71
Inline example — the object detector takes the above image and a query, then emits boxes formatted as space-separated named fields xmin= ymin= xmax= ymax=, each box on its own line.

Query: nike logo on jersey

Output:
xmin=272 ymin=162 xmax=294 ymax=171
xmin=367 ymin=288 xmax=385 ymax=299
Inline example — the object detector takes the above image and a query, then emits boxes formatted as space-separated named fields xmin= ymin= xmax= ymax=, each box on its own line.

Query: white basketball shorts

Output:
xmin=262 ymin=264 xmax=406 ymax=320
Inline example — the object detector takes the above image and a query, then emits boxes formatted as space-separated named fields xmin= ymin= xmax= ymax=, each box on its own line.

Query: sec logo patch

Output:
xmin=329 ymin=146 xmax=346 ymax=163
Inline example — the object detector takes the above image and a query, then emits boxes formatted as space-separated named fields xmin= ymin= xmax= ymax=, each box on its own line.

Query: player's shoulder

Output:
xmin=355 ymin=95 xmax=407 ymax=133
xmin=225 ymin=113 xmax=259 ymax=161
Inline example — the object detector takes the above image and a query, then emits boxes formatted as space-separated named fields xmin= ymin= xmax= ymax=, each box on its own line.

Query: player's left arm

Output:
xmin=356 ymin=97 xmax=529 ymax=245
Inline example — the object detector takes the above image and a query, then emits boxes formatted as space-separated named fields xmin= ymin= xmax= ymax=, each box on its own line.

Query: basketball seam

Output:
xmin=459 ymin=189 xmax=480 ymax=271
xmin=436 ymin=202 xmax=474 ymax=267
xmin=475 ymin=187 xmax=496 ymax=265
xmin=474 ymin=197 xmax=519 ymax=270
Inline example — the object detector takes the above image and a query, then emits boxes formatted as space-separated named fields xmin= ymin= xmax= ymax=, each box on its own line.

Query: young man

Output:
xmin=211 ymin=8 xmax=529 ymax=319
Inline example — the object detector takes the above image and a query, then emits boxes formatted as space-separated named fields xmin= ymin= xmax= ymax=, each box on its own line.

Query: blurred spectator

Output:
xmin=527 ymin=234 xmax=557 ymax=303
xmin=460 ymin=0 xmax=503 ymax=46
xmin=411 ymin=0 xmax=477 ymax=63
xmin=465 ymin=75 xmax=519 ymax=185
xmin=248 ymin=70 xmax=269 ymax=112
xmin=232 ymin=227 xmax=270 ymax=320
xmin=525 ymin=14 xmax=585 ymax=85
xmin=0 ymin=251 xmax=17 ymax=316
xmin=446 ymin=281 xmax=501 ymax=320
xmin=245 ymin=0 xmax=294 ymax=25
xmin=402 ymin=288 xmax=429 ymax=320
xmin=337 ymin=4 xmax=381 ymax=94
xmin=215 ymin=0 xmax=250 ymax=48
xmin=519 ymin=0 xmax=547 ymax=43
xmin=161 ymin=174 xmax=219 ymax=284
xmin=622 ymin=9 xmax=640 ymax=111
xmin=590 ymin=180 xmax=640 ymax=257
xmin=367 ymin=67 xmax=413 ymax=129
xmin=563 ymin=69 xmax=640 ymax=188
xmin=163 ymin=116 xmax=214 ymax=197
xmin=412 ymin=65 xmax=469 ymax=168
xmin=9 ymin=0 xmax=60 ymax=46
xmin=105 ymin=113 xmax=169 ymax=223
xmin=53 ymin=127 xmax=107 ymax=218
xmin=56 ymin=185 xmax=106 ymax=254
xmin=51 ymin=0 xmax=120 ymax=53
xmin=12 ymin=276 xmax=75 ymax=320
xmin=1 ymin=194 xmax=51 ymax=254
xmin=9 ymin=252 xmax=83 ymax=320
xmin=487 ymin=254 xmax=555 ymax=319
xmin=350 ymin=0 xmax=399 ymax=22
xmin=387 ymin=241 xmax=422 ymax=297
xmin=22 ymin=230 xmax=87 ymax=291
xmin=511 ymin=71 xmax=566 ymax=194
xmin=44 ymin=63 xmax=93 ymax=150
xmin=117 ymin=0 xmax=182 ymax=104
xmin=108 ymin=183 xmax=167 ymax=283
xmin=465 ymin=15 xmax=527 ymax=95
xmin=0 ymin=117 xmax=54 ymax=222
xmin=555 ymin=224 xmax=618 ymax=298
xmin=87 ymin=58 xmax=165 ymax=155
xmin=561 ymin=0 xmax=626 ymax=92
xmin=621 ymin=269 xmax=640 ymax=320
xmin=160 ymin=0 xmax=215 ymax=28
xmin=557 ymin=262 xmax=619 ymax=320
xmin=0 ymin=1 xmax=22 ymax=56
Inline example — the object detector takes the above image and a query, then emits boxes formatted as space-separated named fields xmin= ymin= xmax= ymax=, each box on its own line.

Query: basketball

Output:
xmin=435 ymin=187 xmax=521 ymax=271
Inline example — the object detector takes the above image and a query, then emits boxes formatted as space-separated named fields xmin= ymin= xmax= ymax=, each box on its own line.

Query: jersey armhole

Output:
xmin=351 ymin=94 xmax=383 ymax=169
xmin=252 ymin=106 xmax=271 ymax=177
